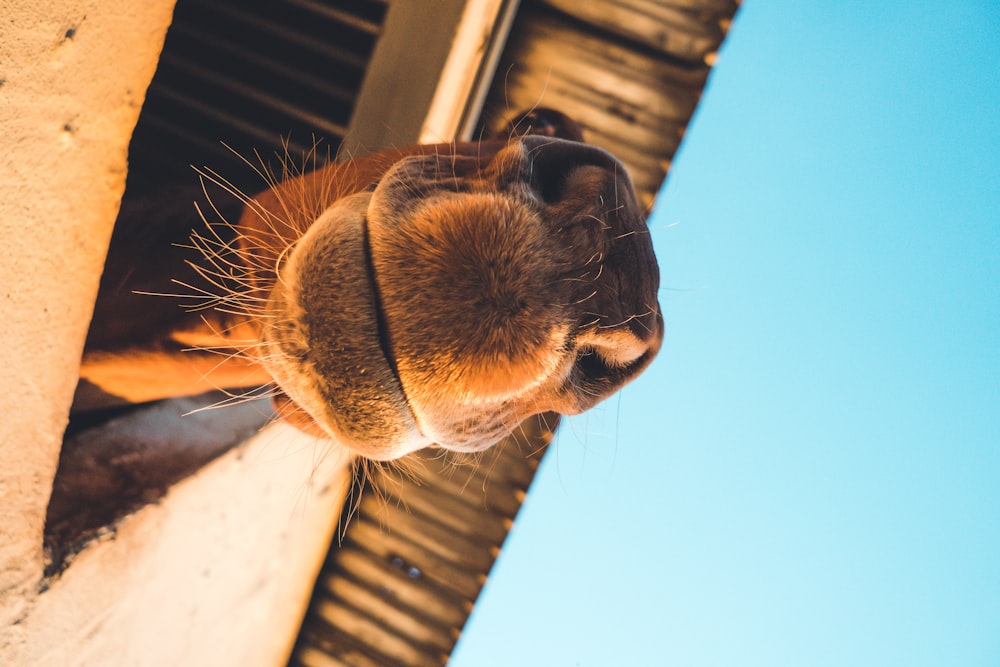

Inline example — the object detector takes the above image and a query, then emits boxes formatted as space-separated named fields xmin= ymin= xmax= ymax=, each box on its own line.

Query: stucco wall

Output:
xmin=0 ymin=4 xmax=353 ymax=665
xmin=0 ymin=0 xmax=179 ymax=629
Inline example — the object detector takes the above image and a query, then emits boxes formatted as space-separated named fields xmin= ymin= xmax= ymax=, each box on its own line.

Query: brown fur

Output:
xmin=79 ymin=121 xmax=663 ymax=461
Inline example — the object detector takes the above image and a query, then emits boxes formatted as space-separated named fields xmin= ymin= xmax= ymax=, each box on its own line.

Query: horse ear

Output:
xmin=495 ymin=108 xmax=586 ymax=143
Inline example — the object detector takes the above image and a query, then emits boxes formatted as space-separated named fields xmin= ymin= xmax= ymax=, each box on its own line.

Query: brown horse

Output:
xmin=77 ymin=111 xmax=663 ymax=460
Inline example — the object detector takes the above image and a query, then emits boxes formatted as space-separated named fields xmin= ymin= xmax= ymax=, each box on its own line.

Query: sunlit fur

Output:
xmin=157 ymin=127 xmax=663 ymax=462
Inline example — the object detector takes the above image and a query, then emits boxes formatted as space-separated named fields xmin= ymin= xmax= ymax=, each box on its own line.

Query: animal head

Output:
xmin=243 ymin=128 xmax=662 ymax=460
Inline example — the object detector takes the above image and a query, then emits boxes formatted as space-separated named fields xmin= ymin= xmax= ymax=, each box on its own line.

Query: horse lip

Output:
xmin=262 ymin=193 xmax=428 ymax=459
xmin=359 ymin=200 xmax=410 ymax=421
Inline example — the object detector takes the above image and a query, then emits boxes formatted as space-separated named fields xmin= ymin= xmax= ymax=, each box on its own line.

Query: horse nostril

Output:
xmin=575 ymin=347 xmax=611 ymax=381
xmin=521 ymin=136 xmax=622 ymax=204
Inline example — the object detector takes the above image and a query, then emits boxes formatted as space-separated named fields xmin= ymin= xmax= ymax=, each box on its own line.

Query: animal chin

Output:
xmin=259 ymin=193 xmax=430 ymax=461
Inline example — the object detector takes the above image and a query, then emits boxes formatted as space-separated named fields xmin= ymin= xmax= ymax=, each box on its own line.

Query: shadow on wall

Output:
xmin=46 ymin=393 xmax=272 ymax=575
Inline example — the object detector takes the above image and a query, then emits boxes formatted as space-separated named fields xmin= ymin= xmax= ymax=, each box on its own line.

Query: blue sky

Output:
xmin=451 ymin=2 xmax=999 ymax=666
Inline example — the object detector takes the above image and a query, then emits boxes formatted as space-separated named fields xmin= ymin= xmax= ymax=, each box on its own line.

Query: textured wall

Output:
xmin=0 ymin=0 xmax=178 ymax=630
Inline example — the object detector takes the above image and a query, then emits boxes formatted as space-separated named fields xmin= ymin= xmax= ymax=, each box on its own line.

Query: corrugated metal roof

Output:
xmin=290 ymin=415 xmax=557 ymax=667
xmin=124 ymin=0 xmax=387 ymax=197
